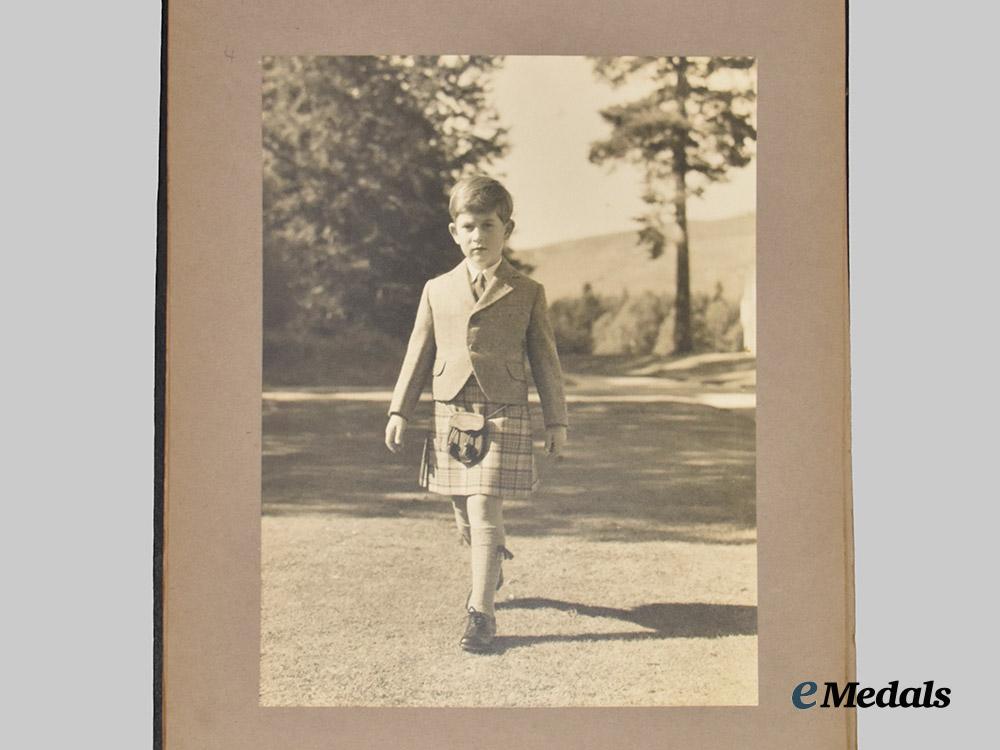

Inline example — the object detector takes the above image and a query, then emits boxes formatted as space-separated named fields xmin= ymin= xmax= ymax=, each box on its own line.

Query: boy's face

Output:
xmin=448 ymin=209 xmax=513 ymax=270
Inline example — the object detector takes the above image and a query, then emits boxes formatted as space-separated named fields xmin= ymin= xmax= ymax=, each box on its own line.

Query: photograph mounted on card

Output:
xmin=163 ymin=0 xmax=850 ymax=747
xmin=260 ymin=53 xmax=758 ymax=707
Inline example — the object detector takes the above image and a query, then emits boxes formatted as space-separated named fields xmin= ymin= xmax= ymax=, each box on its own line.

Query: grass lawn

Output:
xmin=261 ymin=393 xmax=756 ymax=706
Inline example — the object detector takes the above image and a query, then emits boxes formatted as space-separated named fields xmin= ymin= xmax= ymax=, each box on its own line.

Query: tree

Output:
xmin=589 ymin=56 xmax=756 ymax=353
xmin=263 ymin=55 xmax=507 ymax=338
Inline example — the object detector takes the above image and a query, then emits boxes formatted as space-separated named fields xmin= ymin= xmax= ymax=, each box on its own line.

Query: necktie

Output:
xmin=473 ymin=272 xmax=486 ymax=301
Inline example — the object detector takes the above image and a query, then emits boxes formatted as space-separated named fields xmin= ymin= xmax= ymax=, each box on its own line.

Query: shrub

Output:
xmin=591 ymin=284 xmax=744 ymax=356
xmin=652 ymin=311 xmax=676 ymax=355
xmin=591 ymin=291 xmax=668 ymax=355
xmin=691 ymin=285 xmax=744 ymax=353
xmin=549 ymin=284 xmax=607 ymax=354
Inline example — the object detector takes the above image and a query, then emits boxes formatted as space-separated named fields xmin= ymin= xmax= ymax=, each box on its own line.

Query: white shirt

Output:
xmin=465 ymin=257 xmax=502 ymax=286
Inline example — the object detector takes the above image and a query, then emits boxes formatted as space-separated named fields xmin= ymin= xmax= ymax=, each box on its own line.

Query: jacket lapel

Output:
xmin=471 ymin=258 xmax=516 ymax=314
xmin=446 ymin=261 xmax=478 ymax=313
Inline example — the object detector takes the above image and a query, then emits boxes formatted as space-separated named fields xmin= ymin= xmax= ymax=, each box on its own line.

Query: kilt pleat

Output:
xmin=422 ymin=376 xmax=538 ymax=498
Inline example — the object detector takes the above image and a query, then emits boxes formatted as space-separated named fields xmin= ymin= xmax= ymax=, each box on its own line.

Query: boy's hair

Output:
xmin=448 ymin=175 xmax=514 ymax=223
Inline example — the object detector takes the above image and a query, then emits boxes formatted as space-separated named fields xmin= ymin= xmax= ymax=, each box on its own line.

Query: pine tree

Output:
xmin=590 ymin=56 xmax=756 ymax=353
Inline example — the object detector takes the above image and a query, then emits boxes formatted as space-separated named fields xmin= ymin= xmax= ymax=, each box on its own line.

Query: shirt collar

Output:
xmin=466 ymin=257 xmax=503 ymax=283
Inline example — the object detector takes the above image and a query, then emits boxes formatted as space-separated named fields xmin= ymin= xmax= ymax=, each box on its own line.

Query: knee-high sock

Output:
xmin=451 ymin=496 xmax=471 ymax=546
xmin=467 ymin=494 xmax=505 ymax=617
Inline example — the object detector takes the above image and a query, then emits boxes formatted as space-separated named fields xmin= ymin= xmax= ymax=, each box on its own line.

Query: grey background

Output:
xmin=1 ymin=0 xmax=997 ymax=748
xmin=848 ymin=1 xmax=1000 ymax=745
xmin=0 ymin=2 xmax=158 ymax=748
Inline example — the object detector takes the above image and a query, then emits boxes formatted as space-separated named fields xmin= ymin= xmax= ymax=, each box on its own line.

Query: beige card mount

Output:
xmin=162 ymin=1 xmax=851 ymax=747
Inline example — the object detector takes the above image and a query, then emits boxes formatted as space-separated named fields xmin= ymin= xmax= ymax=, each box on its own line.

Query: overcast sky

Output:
xmin=489 ymin=56 xmax=756 ymax=249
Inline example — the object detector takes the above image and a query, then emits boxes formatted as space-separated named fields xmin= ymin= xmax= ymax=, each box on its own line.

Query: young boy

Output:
xmin=384 ymin=175 xmax=568 ymax=653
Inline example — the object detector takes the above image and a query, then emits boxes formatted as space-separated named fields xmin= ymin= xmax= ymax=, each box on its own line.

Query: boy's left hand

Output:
xmin=544 ymin=426 xmax=568 ymax=457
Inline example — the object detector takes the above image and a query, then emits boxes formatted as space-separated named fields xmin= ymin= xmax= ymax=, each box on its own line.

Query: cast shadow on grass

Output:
xmin=262 ymin=399 xmax=756 ymax=543
xmin=491 ymin=597 xmax=757 ymax=652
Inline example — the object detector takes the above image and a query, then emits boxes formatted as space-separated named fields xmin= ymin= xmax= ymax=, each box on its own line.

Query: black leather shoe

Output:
xmin=460 ymin=607 xmax=497 ymax=653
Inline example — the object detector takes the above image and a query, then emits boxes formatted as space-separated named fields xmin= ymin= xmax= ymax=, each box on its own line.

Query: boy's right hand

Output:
xmin=384 ymin=414 xmax=408 ymax=453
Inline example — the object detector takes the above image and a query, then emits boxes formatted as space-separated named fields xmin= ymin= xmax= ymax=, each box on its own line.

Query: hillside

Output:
xmin=515 ymin=213 xmax=755 ymax=302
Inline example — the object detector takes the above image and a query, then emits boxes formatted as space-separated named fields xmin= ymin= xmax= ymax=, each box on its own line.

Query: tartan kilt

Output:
xmin=421 ymin=376 xmax=538 ymax=498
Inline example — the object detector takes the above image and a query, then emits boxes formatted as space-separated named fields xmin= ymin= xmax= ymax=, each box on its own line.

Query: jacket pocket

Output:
xmin=434 ymin=359 xmax=447 ymax=376
xmin=506 ymin=360 xmax=527 ymax=382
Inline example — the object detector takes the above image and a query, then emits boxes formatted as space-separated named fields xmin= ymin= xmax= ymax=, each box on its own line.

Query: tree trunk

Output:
xmin=672 ymin=60 xmax=693 ymax=354
xmin=672 ymin=162 xmax=692 ymax=353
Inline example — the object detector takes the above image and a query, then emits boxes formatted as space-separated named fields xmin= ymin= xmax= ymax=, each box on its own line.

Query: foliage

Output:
xmin=263 ymin=55 xmax=507 ymax=339
xmin=699 ymin=282 xmax=743 ymax=351
xmin=553 ymin=285 xmax=743 ymax=357
xmin=590 ymin=56 xmax=757 ymax=353
xmin=592 ymin=291 xmax=669 ymax=356
xmin=548 ymin=283 xmax=605 ymax=353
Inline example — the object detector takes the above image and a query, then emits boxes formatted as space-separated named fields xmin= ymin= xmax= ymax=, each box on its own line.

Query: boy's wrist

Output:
xmin=389 ymin=412 xmax=408 ymax=421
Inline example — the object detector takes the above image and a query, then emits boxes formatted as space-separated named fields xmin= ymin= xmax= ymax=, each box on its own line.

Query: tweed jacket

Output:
xmin=388 ymin=258 xmax=568 ymax=428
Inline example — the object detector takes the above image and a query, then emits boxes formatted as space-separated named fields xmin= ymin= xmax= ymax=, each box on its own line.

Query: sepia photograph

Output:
xmin=259 ymin=54 xmax=758 ymax=706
